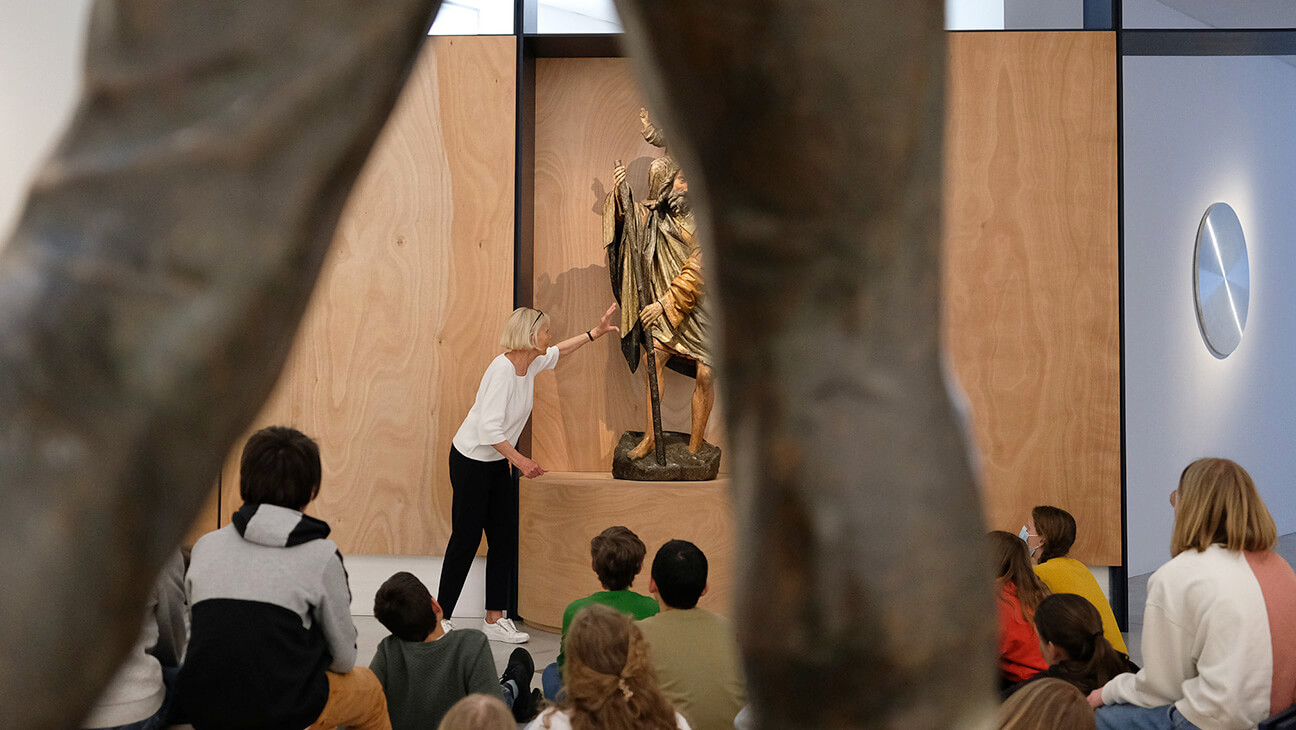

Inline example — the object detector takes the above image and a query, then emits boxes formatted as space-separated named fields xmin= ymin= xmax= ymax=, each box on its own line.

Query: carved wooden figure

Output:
xmin=605 ymin=109 xmax=720 ymax=480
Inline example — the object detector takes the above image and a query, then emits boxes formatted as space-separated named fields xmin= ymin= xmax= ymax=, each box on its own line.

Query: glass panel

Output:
xmin=1124 ymin=0 xmax=1296 ymax=29
xmin=429 ymin=0 xmax=514 ymax=36
xmin=947 ymin=0 xmax=1088 ymax=30
xmin=947 ymin=0 xmax=1005 ymax=30
xmin=535 ymin=0 xmax=623 ymax=34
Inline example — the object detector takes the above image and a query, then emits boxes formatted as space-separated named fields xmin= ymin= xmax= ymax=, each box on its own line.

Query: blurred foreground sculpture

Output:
xmin=1 ymin=0 xmax=995 ymax=727
xmin=613 ymin=1 xmax=997 ymax=727
xmin=0 ymin=0 xmax=442 ymax=726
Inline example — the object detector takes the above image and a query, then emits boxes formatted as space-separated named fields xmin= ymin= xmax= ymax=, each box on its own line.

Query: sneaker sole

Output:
xmin=486 ymin=632 xmax=530 ymax=644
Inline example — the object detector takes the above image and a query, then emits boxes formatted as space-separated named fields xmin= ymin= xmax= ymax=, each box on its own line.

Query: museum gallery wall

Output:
xmin=194 ymin=31 xmax=1121 ymax=567
xmin=214 ymin=36 xmax=517 ymax=554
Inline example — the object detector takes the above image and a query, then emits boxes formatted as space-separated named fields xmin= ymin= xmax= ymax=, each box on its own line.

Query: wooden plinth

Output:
xmin=519 ymin=471 xmax=735 ymax=633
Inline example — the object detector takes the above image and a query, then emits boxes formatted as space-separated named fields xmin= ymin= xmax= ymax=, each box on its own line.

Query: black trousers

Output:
xmin=438 ymin=446 xmax=516 ymax=617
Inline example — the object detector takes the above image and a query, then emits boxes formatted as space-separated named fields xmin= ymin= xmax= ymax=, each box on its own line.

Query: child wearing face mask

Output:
xmin=1025 ymin=506 xmax=1127 ymax=654
xmin=989 ymin=531 xmax=1051 ymax=688
xmin=1005 ymin=593 xmax=1138 ymax=699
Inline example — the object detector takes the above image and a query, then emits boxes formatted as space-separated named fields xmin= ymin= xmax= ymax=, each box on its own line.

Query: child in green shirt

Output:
xmin=541 ymin=526 xmax=659 ymax=699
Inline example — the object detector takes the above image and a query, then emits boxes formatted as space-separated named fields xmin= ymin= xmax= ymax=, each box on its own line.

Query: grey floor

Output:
xmin=1122 ymin=530 xmax=1296 ymax=666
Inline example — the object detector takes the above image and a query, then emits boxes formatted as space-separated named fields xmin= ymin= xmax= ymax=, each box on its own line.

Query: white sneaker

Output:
xmin=441 ymin=618 xmax=455 ymax=634
xmin=482 ymin=617 xmax=529 ymax=644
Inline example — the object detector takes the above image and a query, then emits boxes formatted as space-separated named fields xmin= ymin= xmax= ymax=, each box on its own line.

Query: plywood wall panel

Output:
xmin=944 ymin=32 xmax=1121 ymax=564
xmin=221 ymin=37 xmax=516 ymax=555
xmin=532 ymin=59 xmax=726 ymax=473
xmin=519 ymin=472 xmax=736 ymax=630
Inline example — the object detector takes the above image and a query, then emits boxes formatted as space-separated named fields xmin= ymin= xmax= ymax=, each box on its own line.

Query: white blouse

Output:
xmin=451 ymin=347 xmax=559 ymax=462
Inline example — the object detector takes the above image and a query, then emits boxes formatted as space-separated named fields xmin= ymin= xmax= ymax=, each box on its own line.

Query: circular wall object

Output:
xmin=1193 ymin=202 xmax=1250 ymax=358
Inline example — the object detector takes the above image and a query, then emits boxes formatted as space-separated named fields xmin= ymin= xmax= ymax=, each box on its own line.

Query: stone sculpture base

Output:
xmin=612 ymin=430 xmax=721 ymax=481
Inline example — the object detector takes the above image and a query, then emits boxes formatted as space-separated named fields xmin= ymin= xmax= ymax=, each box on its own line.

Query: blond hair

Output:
xmin=1171 ymin=457 xmax=1277 ymax=556
xmin=499 ymin=307 xmax=549 ymax=351
xmin=436 ymin=694 xmax=514 ymax=730
xmin=546 ymin=604 xmax=677 ymax=730
xmin=997 ymin=678 xmax=1094 ymax=730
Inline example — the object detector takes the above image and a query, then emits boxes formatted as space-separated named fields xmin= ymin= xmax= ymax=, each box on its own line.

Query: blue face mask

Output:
xmin=1019 ymin=525 xmax=1039 ymax=556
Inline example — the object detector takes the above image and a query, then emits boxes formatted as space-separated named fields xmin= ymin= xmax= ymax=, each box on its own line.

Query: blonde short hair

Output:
xmin=436 ymin=694 xmax=515 ymax=730
xmin=500 ymin=307 xmax=549 ymax=351
xmin=1172 ymin=457 xmax=1277 ymax=556
xmin=997 ymin=678 xmax=1094 ymax=730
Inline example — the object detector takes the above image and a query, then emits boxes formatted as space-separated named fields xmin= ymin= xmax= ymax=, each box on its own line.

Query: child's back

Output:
xmin=371 ymin=630 xmax=504 ymax=730
xmin=175 ymin=502 xmax=356 ymax=728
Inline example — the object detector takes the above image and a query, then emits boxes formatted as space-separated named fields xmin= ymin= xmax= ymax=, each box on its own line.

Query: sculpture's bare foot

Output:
xmin=688 ymin=434 xmax=704 ymax=453
xmin=628 ymin=436 xmax=655 ymax=460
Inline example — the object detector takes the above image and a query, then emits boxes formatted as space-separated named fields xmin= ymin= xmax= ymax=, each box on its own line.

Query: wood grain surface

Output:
xmin=944 ymin=32 xmax=1121 ymax=565
xmin=518 ymin=471 xmax=735 ymax=631
xmin=219 ymin=36 xmax=517 ymax=555
xmin=531 ymin=58 xmax=727 ymax=474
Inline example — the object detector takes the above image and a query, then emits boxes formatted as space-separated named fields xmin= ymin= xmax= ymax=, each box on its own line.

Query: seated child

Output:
xmin=371 ymin=572 xmax=538 ymax=729
xmin=1026 ymin=506 xmax=1128 ymax=654
xmin=997 ymin=677 xmax=1095 ymax=730
xmin=541 ymin=526 xmax=659 ymax=700
xmin=528 ymin=604 xmax=690 ymax=730
xmin=436 ymin=694 xmax=516 ymax=730
xmin=83 ymin=549 xmax=187 ymax=730
xmin=172 ymin=426 xmax=389 ymax=730
xmin=1005 ymin=593 xmax=1137 ymax=698
xmin=989 ymin=531 xmax=1051 ymax=688
xmin=637 ymin=539 xmax=747 ymax=730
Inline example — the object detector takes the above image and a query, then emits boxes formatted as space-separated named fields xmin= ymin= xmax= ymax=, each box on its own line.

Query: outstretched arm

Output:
xmin=558 ymin=302 xmax=620 ymax=356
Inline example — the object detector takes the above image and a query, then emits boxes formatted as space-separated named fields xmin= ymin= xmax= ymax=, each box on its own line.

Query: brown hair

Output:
xmin=546 ymin=604 xmax=677 ymax=730
xmin=437 ymin=694 xmax=515 ymax=730
xmin=1033 ymin=594 xmax=1130 ymax=694
xmin=997 ymin=678 xmax=1095 ymax=730
xmin=1172 ymin=458 xmax=1277 ymax=557
xmin=590 ymin=526 xmax=647 ymax=591
xmin=373 ymin=571 xmax=437 ymax=642
xmin=1032 ymin=506 xmax=1077 ymax=564
xmin=988 ymin=531 xmax=1051 ymax=623
xmin=239 ymin=426 xmax=321 ymax=511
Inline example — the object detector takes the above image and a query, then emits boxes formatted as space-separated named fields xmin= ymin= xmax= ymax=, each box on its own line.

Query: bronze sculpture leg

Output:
xmin=613 ymin=0 xmax=997 ymax=727
xmin=0 ymin=1 xmax=442 ymax=726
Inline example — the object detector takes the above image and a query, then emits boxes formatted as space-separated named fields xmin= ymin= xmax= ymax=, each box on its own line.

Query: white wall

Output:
xmin=0 ymin=0 xmax=91 ymax=244
xmin=1123 ymin=54 xmax=1296 ymax=575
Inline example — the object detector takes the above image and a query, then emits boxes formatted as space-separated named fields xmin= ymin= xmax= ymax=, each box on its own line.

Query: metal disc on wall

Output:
xmin=1193 ymin=202 xmax=1249 ymax=358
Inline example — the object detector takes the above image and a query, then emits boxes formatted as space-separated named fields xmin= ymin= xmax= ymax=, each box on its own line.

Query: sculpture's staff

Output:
xmin=614 ymin=158 xmax=667 ymax=466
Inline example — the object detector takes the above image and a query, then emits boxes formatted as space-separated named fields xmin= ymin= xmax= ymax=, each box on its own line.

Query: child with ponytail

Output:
xmin=529 ymin=603 xmax=689 ymax=730
xmin=1005 ymin=593 xmax=1137 ymax=698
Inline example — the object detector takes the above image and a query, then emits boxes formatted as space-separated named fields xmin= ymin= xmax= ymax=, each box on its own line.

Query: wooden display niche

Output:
xmin=519 ymin=471 xmax=735 ymax=633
